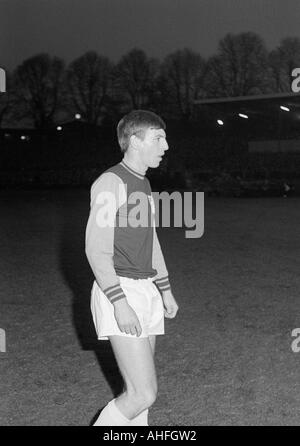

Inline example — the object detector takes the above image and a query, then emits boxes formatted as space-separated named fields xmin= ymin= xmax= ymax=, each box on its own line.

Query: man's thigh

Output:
xmin=149 ymin=335 xmax=156 ymax=356
xmin=109 ymin=335 xmax=157 ymax=391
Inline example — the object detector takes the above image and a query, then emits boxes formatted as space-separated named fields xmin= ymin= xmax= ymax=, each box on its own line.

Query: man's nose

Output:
xmin=161 ymin=140 xmax=169 ymax=151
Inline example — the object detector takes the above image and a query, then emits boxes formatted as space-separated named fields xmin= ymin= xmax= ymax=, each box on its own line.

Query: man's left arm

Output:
xmin=152 ymin=225 xmax=179 ymax=319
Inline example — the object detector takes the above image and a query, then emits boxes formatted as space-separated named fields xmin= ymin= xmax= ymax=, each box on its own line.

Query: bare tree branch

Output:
xmin=206 ymin=32 xmax=269 ymax=98
xmin=160 ymin=48 xmax=206 ymax=119
xmin=12 ymin=53 xmax=65 ymax=128
xmin=114 ymin=48 xmax=158 ymax=110
xmin=65 ymin=51 xmax=113 ymax=124
xmin=269 ymin=37 xmax=300 ymax=92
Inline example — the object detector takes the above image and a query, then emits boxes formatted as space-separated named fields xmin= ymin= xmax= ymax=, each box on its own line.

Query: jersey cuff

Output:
xmin=154 ymin=276 xmax=171 ymax=292
xmin=103 ymin=284 xmax=126 ymax=304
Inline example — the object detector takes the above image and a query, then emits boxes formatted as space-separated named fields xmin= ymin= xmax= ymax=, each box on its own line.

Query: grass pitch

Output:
xmin=0 ymin=189 xmax=300 ymax=425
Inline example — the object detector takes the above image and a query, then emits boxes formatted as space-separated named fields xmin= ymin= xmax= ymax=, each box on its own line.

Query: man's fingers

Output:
xmin=118 ymin=318 xmax=142 ymax=336
xmin=136 ymin=323 xmax=142 ymax=337
xmin=165 ymin=306 xmax=173 ymax=315
xmin=128 ymin=322 xmax=140 ymax=336
xmin=164 ymin=307 xmax=177 ymax=318
xmin=133 ymin=325 xmax=139 ymax=337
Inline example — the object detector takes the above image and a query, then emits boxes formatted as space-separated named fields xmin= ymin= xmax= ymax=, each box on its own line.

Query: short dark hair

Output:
xmin=117 ymin=110 xmax=166 ymax=153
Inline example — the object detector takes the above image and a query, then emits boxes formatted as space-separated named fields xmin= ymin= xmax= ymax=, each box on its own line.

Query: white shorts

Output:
xmin=91 ymin=276 xmax=165 ymax=340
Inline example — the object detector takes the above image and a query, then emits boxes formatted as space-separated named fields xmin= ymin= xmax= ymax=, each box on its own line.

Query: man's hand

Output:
xmin=161 ymin=290 xmax=179 ymax=319
xmin=113 ymin=299 xmax=142 ymax=337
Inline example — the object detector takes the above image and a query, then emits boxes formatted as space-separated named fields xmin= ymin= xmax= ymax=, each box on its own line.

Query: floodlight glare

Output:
xmin=75 ymin=113 xmax=81 ymax=119
xmin=238 ymin=113 xmax=248 ymax=119
xmin=280 ymin=105 xmax=290 ymax=112
xmin=57 ymin=126 xmax=62 ymax=131
xmin=20 ymin=135 xmax=26 ymax=140
xmin=217 ymin=119 xmax=224 ymax=125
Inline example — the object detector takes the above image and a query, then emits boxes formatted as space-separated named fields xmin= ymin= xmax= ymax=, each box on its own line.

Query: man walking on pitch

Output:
xmin=85 ymin=110 xmax=179 ymax=426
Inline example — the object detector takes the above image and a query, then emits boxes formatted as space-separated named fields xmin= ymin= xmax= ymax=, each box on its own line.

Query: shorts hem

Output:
xmin=97 ymin=331 xmax=165 ymax=341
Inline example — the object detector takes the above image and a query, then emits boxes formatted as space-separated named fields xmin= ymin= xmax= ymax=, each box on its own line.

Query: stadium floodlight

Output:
xmin=280 ymin=105 xmax=290 ymax=112
xmin=217 ymin=119 xmax=224 ymax=126
xmin=238 ymin=113 xmax=248 ymax=119
xmin=75 ymin=113 xmax=81 ymax=119
xmin=57 ymin=126 xmax=62 ymax=131
xmin=20 ymin=135 xmax=26 ymax=140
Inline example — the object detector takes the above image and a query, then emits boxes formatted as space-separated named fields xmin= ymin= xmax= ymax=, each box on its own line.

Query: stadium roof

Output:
xmin=193 ymin=92 xmax=300 ymax=139
xmin=194 ymin=92 xmax=300 ymax=106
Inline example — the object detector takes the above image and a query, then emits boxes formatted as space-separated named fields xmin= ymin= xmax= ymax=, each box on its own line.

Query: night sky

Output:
xmin=1 ymin=0 xmax=300 ymax=70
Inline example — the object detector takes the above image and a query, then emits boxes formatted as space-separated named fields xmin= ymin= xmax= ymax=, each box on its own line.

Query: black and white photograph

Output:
xmin=1 ymin=0 xmax=300 ymax=428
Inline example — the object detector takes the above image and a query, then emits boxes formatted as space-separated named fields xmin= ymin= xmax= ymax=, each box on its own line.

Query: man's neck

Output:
xmin=123 ymin=153 xmax=147 ymax=176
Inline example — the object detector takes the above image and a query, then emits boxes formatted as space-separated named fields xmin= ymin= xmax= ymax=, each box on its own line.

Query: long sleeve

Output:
xmin=152 ymin=220 xmax=171 ymax=293
xmin=85 ymin=172 xmax=127 ymax=304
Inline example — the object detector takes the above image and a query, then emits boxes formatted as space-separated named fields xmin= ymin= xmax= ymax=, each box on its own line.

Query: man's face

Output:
xmin=137 ymin=127 xmax=169 ymax=169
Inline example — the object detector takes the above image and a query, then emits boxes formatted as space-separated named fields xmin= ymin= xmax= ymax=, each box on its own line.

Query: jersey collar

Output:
xmin=121 ymin=160 xmax=145 ymax=180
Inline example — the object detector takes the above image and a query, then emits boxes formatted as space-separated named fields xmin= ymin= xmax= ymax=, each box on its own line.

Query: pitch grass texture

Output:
xmin=0 ymin=190 xmax=300 ymax=426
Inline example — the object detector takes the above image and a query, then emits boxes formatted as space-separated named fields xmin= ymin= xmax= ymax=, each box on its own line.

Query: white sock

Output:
xmin=93 ymin=399 xmax=131 ymax=426
xmin=129 ymin=409 xmax=149 ymax=426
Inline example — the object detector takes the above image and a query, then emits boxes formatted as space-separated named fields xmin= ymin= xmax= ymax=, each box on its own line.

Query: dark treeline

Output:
xmin=1 ymin=32 xmax=300 ymax=194
xmin=1 ymin=32 xmax=300 ymax=128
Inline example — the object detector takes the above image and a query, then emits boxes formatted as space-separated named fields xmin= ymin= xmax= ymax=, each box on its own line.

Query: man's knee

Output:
xmin=142 ymin=385 xmax=158 ymax=408
xmin=130 ymin=382 xmax=158 ymax=410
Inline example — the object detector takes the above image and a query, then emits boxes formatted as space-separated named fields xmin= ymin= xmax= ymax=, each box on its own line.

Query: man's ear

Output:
xmin=130 ymin=134 xmax=141 ymax=151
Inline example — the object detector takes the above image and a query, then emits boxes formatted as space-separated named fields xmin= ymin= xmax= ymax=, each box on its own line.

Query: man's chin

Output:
xmin=152 ymin=159 xmax=161 ymax=168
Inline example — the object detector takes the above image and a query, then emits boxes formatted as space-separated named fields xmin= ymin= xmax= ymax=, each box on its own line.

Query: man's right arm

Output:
xmin=85 ymin=172 xmax=127 ymax=305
